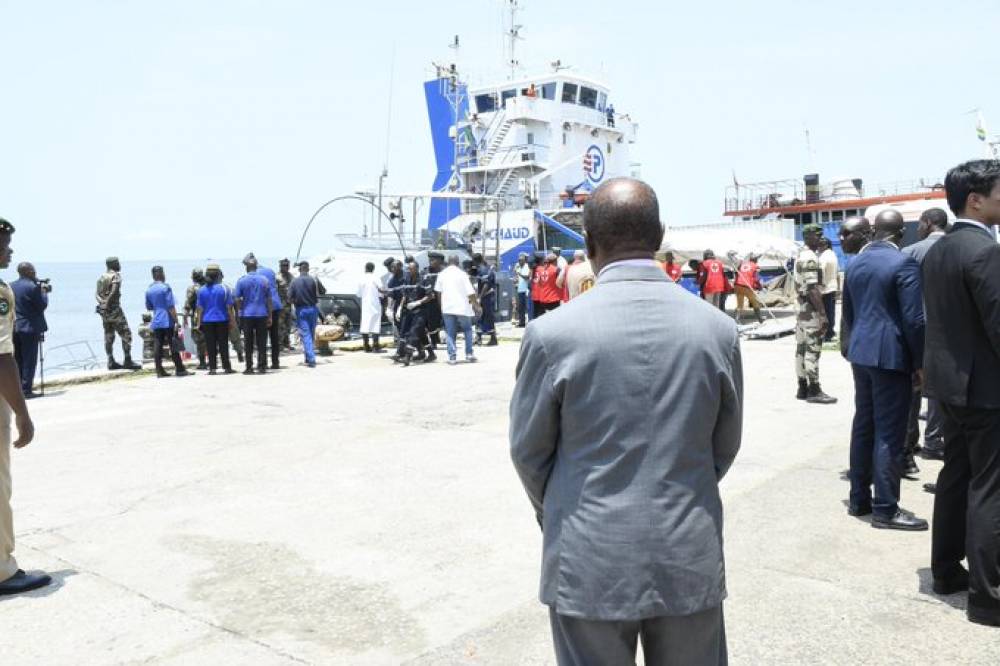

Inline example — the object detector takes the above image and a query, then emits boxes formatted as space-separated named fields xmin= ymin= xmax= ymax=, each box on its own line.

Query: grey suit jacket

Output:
xmin=902 ymin=231 xmax=945 ymax=265
xmin=509 ymin=262 xmax=743 ymax=621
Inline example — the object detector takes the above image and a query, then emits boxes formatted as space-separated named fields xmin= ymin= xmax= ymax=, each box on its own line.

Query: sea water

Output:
xmin=3 ymin=257 xmax=278 ymax=378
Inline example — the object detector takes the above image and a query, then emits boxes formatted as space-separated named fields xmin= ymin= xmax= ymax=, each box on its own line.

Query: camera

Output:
xmin=36 ymin=278 xmax=52 ymax=293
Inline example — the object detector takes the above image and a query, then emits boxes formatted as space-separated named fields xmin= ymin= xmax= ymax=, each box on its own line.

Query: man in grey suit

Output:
xmin=509 ymin=178 xmax=743 ymax=665
xmin=902 ymin=208 xmax=950 ymax=466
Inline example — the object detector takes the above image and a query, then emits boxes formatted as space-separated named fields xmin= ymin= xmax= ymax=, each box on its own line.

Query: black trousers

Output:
xmin=153 ymin=328 xmax=184 ymax=372
xmin=822 ymin=292 xmax=836 ymax=341
xmin=202 ymin=321 xmax=232 ymax=371
xmin=933 ymin=404 xmax=1000 ymax=620
xmin=268 ymin=311 xmax=281 ymax=367
xmin=242 ymin=317 xmax=268 ymax=370
xmin=13 ymin=331 xmax=40 ymax=395
xmin=533 ymin=300 xmax=560 ymax=317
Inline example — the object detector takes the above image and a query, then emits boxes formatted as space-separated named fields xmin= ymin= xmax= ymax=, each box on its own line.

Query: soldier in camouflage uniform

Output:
xmin=95 ymin=257 xmax=141 ymax=370
xmin=276 ymin=258 xmax=295 ymax=350
xmin=219 ymin=270 xmax=244 ymax=364
xmin=183 ymin=268 xmax=208 ymax=369
xmin=794 ymin=225 xmax=837 ymax=404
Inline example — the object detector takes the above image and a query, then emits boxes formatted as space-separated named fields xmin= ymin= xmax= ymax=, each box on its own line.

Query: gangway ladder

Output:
xmin=482 ymin=118 xmax=514 ymax=166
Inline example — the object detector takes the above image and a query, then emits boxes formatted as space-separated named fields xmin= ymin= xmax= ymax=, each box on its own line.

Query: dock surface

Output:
xmin=2 ymin=333 xmax=994 ymax=664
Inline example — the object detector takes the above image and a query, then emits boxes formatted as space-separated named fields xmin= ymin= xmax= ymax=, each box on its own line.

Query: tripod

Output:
xmin=38 ymin=334 xmax=45 ymax=397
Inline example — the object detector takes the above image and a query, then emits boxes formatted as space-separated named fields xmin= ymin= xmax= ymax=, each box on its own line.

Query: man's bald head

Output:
xmin=839 ymin=216 xmax=872 ymax=255
xmin=16 ymin=262 xmax=35 ymax=280
xmin=873 ymin=209 xmax=905 ymax=243
xmin=584 ymin=178 xmax=662 ymax=272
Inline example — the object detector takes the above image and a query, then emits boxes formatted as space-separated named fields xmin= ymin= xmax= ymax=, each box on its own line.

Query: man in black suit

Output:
xmin=840 ymin=210 xmax=927 ymax=530
xmin=10 ymin=263 xmax=48 ymax=398
xmin=923 ymin=159 xmax=1000 ymax=627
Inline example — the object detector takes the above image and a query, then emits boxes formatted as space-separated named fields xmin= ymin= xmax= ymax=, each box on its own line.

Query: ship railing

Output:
xmin=724 ymin=176 xmax=944 ymax=213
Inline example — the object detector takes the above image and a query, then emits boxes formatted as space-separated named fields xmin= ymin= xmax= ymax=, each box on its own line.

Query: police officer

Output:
xmin=423 ymin=252 xmax=445 ymax=349
xmin=195 ymin=264 xmax=237 ymax=375
xmin=235 ymin=257 xmax=273 ymax=374
xmin=95 ymin=257 xmax=141 ymax=370
xmin=473 ymin=253 xmax=498 ymax=346
xmin=0 ymin=217 xmax=51 ymax=596
xmin=276 ymin=258 xmax=295 ymax=351
xmin=183 ymin=268 xmax=208 ymax=369
xmin=396 ymin=260 xmax=437 ymax=365
xmin=245 ymin=253 xmax=283 ymax=370
xmin=218 ymin=269 xmax=244 ymax=364
xmin=794 ymin=224 xmax=836 ymax=404
xmin=145 ymin=266 xmax=190 ymax=378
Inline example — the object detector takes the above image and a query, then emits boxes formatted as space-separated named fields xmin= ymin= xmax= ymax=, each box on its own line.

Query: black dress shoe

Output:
xmin=933 ymin=568 xmax=969 ymax=595
xmin=0 ymin=569 xmax=52 ymax=596
xmin=921 ymin=445 xmax=945 ymax=461
xmin=871 ymin=508 xmax=928 ymax=531
xmin=968 ymin=605 xmax=1000 ymax=627
xmin=903 ymin=457 xmax=920 ymax=479
xmin=848 ymin=504 xmax=872 ymax=517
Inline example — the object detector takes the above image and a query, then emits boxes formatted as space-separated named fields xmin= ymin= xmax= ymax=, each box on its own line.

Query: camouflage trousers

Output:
xmin=279 ymin=307 xmax=294 ymax=348
xmin=795 ymin=320 xmax=823 ymax=383
xmin=101 ymin=309 xmax=132 ymax=355
xmin=229 ymin=320 xmax=244 ymax=357
xmin=191 ymin=325 xmax=207 ymax=360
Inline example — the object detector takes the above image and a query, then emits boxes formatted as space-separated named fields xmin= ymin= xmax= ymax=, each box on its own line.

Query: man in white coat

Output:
xmin=356 ymin=262 xmax=384 ymax=353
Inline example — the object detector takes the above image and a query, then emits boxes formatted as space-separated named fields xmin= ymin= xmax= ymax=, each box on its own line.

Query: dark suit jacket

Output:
xmin=11 ymin=277 xmax=48 ymax=335
xmin=923 ymin=222 xmax=1000 ymax=409
xmin=841 ymin=241 xmax=924 ymax=373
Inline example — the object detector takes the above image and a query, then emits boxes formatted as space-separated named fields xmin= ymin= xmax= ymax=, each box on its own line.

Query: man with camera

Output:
xmin=11 ymin=263 xmax=48 ymax=398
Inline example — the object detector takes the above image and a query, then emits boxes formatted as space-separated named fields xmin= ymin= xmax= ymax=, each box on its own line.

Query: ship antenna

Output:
xmin=505 ymin=0 xmax=523 ymax=80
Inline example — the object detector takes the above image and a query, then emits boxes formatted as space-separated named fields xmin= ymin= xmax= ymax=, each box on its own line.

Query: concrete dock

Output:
xmin=1 ymin=331 xmax=996 ymax=664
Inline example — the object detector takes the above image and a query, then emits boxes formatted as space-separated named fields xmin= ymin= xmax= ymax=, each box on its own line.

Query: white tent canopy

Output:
xmin=660 ymin=228 xmax=801 ymax=269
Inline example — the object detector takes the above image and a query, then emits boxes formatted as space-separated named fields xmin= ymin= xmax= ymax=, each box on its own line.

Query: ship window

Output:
xmin=527 ymin=132 xmax=535 ymax=144
xmin=821 ymin=211 xmax=830 ymax=222
xmin=597 ymin=92 xmax=607 ymax=111
xmin=579 ymin=86 xmax=598 ymax=109
xmin=501 ymin=89 xmax=517 ymax=108
xmin=562 ymin=132 xmax=567 ymax=145
xmin=475 ymin=94 xmax=497 ymax=113
xmin=541 ymin=82 xmax=556 ymax=100
xmin=832 ymin=210 xmax=844 ymax=221
xmin=562 ymin=83 xmax=578 ymax=103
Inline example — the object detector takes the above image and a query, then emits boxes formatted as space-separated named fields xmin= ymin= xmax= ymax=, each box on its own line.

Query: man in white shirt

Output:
xmin=434 ymin=255 xmax=480 ymax=365
xmin=818 ymin=237 xmax=840 ymax=342
xmin=356 ymin=262 xmax=384 ymax=353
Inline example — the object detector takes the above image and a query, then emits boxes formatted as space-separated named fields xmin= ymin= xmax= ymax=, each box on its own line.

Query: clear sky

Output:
xmin=2 ymin=0 xmax=998 ymax=262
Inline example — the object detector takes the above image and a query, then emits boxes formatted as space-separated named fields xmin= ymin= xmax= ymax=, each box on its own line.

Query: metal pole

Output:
xmin=377 ymin=171 xmax=386 ymax=239
xmin=412 ymin=198 xmax=418 ymax=245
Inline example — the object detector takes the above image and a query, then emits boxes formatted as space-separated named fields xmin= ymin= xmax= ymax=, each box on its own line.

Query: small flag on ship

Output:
xmin=976 ymin=112 xmax=987 ymax=142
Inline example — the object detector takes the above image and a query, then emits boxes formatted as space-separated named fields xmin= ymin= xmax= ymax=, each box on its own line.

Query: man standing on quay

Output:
xmin=0 ymin=218 xmax=49 ymax=596
xmin=902 ymin=208 xmax=950 ymax=464
xmin=289 ymin=261 xmax=325 ymax=368
xmin=840 ymin=211 xmax=926 ymax=530
xmin=11 ymin=263 xmax=48 ymax=398
xmin=923 ymin=160 xmax=1000 ymax=626
xmin=195 ymin=264 xmax=236 ymax=375
xmin=95 ymin=257 xmax=141 ymax=371
xmin=235 ymin=258 xmax=272 ymax=375
xmin=793 ymin=225 xmax=836 ymax=404
xmin=510 ymin=178 xmax=741 ymax=664
xmin=145 ymin=266 xmax=190 ymax=378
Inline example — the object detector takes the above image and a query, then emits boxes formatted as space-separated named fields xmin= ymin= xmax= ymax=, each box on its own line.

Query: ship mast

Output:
xmin=505 ymin=0 xmax=522 ymax=81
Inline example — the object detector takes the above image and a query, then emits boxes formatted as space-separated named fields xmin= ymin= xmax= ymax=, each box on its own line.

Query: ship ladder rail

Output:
xmin=42 ymin=340 xmax=101 ymax=374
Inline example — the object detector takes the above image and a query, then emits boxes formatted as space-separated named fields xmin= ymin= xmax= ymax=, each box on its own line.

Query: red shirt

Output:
xmin=736 ymin=260 xmax=760 ymax=289
xmin=662 ymin=261 xmax=683 ymax=283
xmin=700 ymin=258 xmax=727 ymax=294
xmin=534 ymin=264 xmax=562 ymax=303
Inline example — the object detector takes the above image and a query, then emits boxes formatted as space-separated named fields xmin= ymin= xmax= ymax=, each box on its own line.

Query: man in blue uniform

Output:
xmin=195 ymin=264 xmax=237 ymax=375
xmin=144 ymin=266 xmax=189 ymax=378
xmin=289 ymin=260 xmax=326 ymax=367
xmin=235 ymin=258 xmax=273 ymax=375
xmin=245 ymin=253 xmax=284 ymax=370
xmin=10 ymin=263 xmax=48 ymax=397
xmin=473 ymin=253 xmax=497 ymax=346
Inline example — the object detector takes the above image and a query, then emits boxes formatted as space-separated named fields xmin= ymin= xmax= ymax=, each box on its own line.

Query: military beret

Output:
xmin=0 ymin=217 xmax=14 ymax=233
xmin=106 ymin=256 xmax=119 ymax=264
xmin=801 ymin=223 xmax=823 ymax=236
